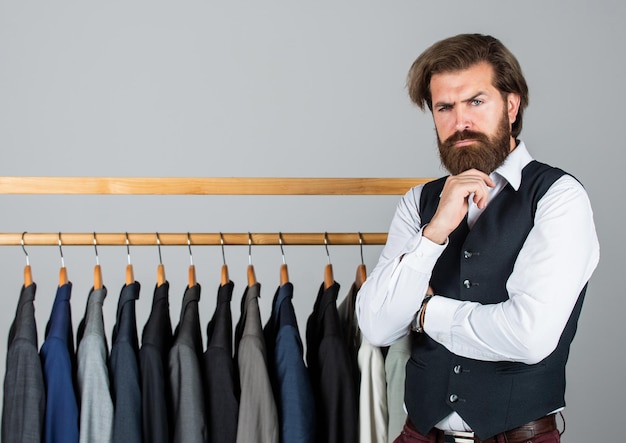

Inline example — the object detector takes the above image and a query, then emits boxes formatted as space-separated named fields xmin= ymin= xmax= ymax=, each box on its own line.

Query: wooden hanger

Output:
xmin=220 ymin=233 xmax=230 ymax=286
xmin=221 ymin=264 xmax=230 ymax=286
xmin=125 ymin=264 xmax=134 ymax=285
xmin=157 ymin=264 xmax=166 ymax=286
xmin=323 ymin=233 xmax=334 ymax=290
xmin=354 ymin=233 xmax=367 ymax=290
xmin=21 ymin=232 xmax=33 ymax=287
xmin=247 ymin=233 xmax=257 ymax=287
xmin=279 ymin=233 xmax=289 ymax=286
xmin=58 ymin=233 xmax=68 ymax=286
xmin=94 ymin=264 xmax=103 ymax=290
xmin=189 ymin=264 xmax=197 ymax=287
xmin=280 ymin=264 xmax=289 ymax=286
xmin=59 ymin=266 xmax=69 ymax=286
xmin=187 ymin=233 xmax=196 ymax=287
xmin=156 ymin=233 xmax=166 ymax=287
xmin=93 ymin=233 xmax=103 ymax=290
xmin=247 ymin=264 xmax=257 ymax=287
xmin=355 ymin=264 xmax=366 ymax=290
xmin=125 ymin=232 xmax=134 ymax=285
xmin=24 ymin=264 xmax=33 ymax=287
xmin=324 ymin=263 xmax=334 ymax=290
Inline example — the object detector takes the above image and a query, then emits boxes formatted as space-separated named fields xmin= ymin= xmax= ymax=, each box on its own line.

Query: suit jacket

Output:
xmin=2 ymin=282 xmax=45 ymax=443
xmin=337 ymin=282 xmax=362 ymax=394
xmin=357 ymin=339 xmax=388 ymax=443
xmin=263 ymin=282 xmax=315 ymax=443
xmin=234 ymin=283 xmax=279 ymax=443
xmin=339 ymin=282 xmax=388 ymax=443
xmin=169 ymin=283 xmax=207 ymax=443
xmin=40 ymin=282 xmax=79 ymax=443
xmin=109 ymin=282 xmax=142 ymax=443
xmin=384 ymin=335 xmax=410 ymax=442
xmin=140 ymin=282 xmax=173 ymax=443
xmin=306 ymin=282 xmax=358 ymax=443
xmin=203 ymin=281 xmax=238 ymax=443
xmin=76 ymin=286 xmax=114 ymax=443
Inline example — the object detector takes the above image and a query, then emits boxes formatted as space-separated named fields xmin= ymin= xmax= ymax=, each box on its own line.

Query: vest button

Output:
xmin=463 ymin=279 xmax=471 ymax=289
xmin=449 ymin=394 xmax=459 ymax=403
xmin=453 ymin=365 xmax=462 ymax=374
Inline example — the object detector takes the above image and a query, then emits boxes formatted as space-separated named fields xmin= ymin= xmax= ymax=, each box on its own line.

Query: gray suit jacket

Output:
xmin=169 ymin=284 xmax=207 ymax=443
xmin=76 ymin=287 xmax=114 ymax=443
xmin=2 ymin=283 xmax=45 ymax=443
xmin=234 ymin=283 xmax=279 ymax=443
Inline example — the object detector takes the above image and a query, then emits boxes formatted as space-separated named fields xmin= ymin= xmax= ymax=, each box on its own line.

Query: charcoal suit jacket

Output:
xmin=2 ymin=282 xmax=45 ymax=443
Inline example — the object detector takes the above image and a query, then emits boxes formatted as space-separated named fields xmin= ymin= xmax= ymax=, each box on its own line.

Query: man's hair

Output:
xmin=407 ymin=33 xmax=529 ymax=138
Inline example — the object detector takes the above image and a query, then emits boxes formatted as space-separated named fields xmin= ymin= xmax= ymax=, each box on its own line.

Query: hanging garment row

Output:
xmin=2 ymin=243 xmax=411 ymax=443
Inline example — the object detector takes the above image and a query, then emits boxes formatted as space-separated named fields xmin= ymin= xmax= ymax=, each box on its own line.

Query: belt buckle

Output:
xmin=443 ymin=430 xmax=475 ymax=443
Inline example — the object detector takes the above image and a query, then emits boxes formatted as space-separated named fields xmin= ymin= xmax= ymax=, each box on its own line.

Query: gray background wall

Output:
xmin=0 ymin=1 xmax=622 ymax=442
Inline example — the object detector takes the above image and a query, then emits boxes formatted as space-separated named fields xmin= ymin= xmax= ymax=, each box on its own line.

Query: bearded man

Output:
xmin=356 ymin=34 xmax=599 ymax=443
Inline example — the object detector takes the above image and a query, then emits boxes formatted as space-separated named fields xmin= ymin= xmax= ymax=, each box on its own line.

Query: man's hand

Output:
xmin=423 ymin=169 xmax=494 ymax=245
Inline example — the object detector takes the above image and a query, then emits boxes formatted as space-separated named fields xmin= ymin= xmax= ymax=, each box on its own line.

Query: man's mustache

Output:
xmin=444 ymin=130 xmax=489 ymax=146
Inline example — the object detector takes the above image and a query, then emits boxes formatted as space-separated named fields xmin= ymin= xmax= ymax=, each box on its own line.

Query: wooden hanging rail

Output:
xmin=0 ymin=176 xmax=432 ymax=246
xmin=0 ymin=177 xmax=429 ymax=195
xmin=0 ymin=232 xmax=388 ymax=246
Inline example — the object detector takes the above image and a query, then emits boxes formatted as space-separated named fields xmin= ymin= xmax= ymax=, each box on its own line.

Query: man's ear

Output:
xmin=507 ymin=93 xmax=521 ymax=124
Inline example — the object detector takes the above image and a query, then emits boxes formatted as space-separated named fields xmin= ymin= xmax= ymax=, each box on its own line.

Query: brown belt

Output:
xmin=408 ymin=414 xmax=557 ymax=443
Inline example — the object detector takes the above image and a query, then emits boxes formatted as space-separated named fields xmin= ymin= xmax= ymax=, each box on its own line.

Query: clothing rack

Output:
xmin=0 ymin=176 xmax=430 ymax=246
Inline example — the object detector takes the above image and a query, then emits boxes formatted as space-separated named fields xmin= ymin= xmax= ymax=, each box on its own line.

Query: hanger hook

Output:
xmin=279 ymin=232 xmax=286 ymax=265
xmin=187 ymin=232 xmax=194 ymax=266
xmin=58 ymin=232 xmax=65 ymax=268
xmin=358 ymin=232 xmax=364 ymax=265
xmin=220 ymin=232 xmax=227 ymax=265
xmin=324 ymin=232 xmax=331 ymax=264
xmin=21 ymin=231 xmax=30 ymax=266
xmin=248 ymin=232 xmax=253 ymax=265
xmin=93 ymin=232 xmax=100 ymax=266
xmin=156 ymin=232 xmax=163 ymax=265
xmin=125 ymin=232 xmax=131 ymax=265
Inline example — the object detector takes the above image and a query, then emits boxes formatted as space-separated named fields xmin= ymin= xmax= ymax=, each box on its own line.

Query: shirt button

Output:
xmin=453 ymin=365 xmax=462 ymax=374
xmin=449 ymin=394 xmax=459 ymax=403
xmin=463 ymin=279 xmax=471 ymax=288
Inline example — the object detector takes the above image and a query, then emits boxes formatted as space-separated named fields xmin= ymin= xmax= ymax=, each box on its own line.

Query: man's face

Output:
xmin=429 ymin=62 xmax=520 ymax=175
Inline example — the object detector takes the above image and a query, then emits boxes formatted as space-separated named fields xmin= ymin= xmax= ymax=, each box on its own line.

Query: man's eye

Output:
xmin=470 ymin=99 xmax=483 ymax=106
xmin=437 ymin=105 xmax=451 ymax=112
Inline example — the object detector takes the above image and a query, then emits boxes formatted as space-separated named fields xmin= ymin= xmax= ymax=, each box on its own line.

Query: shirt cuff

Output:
xmin=399 ymin=230 xmax=447 ymax=273
xmin=423 ymin=295 xmax=458 ymax=346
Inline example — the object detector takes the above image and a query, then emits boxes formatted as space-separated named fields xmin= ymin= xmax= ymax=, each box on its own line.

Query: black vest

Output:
xmin=405 ymin=161 xmax=587 ymax=439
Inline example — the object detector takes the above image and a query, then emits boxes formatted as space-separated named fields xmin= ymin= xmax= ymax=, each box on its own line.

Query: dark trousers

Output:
xmin=393 ymin=416 xmax=560 ymax=443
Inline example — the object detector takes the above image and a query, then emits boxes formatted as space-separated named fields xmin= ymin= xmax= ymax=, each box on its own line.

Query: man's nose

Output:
xmin=454 ymin=108 xmax=471 ymax=131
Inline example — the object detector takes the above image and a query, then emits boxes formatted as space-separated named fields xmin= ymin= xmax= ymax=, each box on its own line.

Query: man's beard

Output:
xmin=437 ymin=107 xmax=512 ymax=176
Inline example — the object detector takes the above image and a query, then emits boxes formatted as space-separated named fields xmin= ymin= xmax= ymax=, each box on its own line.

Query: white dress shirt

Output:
xmin=356 ymin=142 xmax=600 ymax=431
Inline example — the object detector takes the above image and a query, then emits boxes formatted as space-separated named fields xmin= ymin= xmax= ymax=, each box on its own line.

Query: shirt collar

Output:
xmin=491 ymin=140 xmax=533 ymax=191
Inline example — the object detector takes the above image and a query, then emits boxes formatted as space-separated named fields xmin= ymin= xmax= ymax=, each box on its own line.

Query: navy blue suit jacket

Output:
xmin=110 ymin=282 xmax=142 ymax=443
xmin=40 ymin=282 xmax=79 ymax=443
xmin=264 ymin=283 xmax=315 ymax=443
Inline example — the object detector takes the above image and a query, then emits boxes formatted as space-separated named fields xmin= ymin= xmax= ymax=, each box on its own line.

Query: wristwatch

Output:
xmin=413 ymin=294 xmax=434 ymax=333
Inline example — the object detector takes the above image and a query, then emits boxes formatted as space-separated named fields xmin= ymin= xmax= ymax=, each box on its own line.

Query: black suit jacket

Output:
xmin=140 ymin=282 xmax=173 ymax=443
xmin=306 ymin=282 xmax=358 ymax=443
xmin=203 ymin=281 xmax=238 ymax=443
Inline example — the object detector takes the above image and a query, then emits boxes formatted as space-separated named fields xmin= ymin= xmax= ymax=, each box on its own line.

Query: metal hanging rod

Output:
xmin=0 ymin=177 xmax=428 ymax=195
xmin=1 ymin=232 xmax=388 ymax=247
